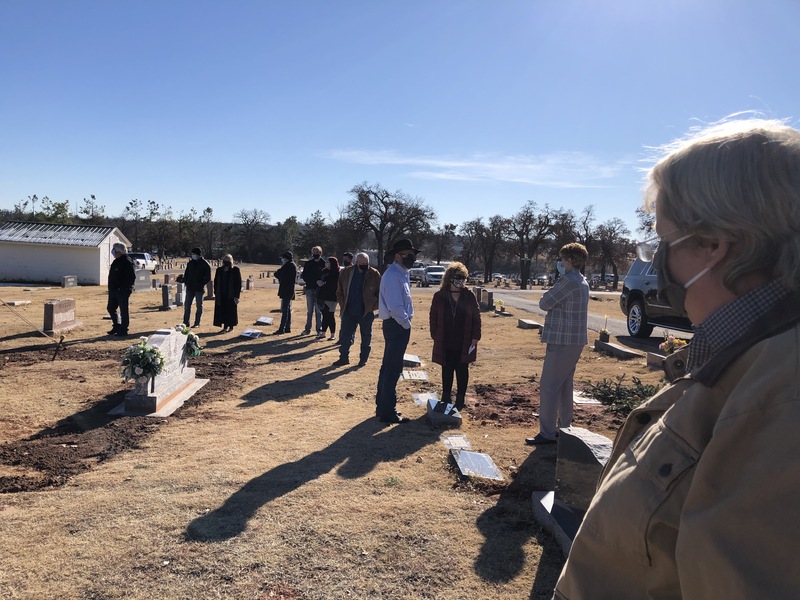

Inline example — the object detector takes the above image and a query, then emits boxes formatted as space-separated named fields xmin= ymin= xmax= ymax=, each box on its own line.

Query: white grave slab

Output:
xmin=573 ymin=391 xmax=601 ymax=405
xmin=451 ymin=450 xmax=504 ymax=481
xmin=240 ymin=327 xmax=263 ymax=339
xmin=255 ymin=316 xmax=274 ymax=325
xmin=403 ymin=353 xmax=421 ymax=367
xmin=402 ymin=370 xmax=428 ymax=381
xmin=440 ymin=433 xmax=472 ymax=450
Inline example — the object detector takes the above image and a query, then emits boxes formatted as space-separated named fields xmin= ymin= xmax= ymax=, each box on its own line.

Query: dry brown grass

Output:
xmin=0 ymin=266 xmax=664 ymax=599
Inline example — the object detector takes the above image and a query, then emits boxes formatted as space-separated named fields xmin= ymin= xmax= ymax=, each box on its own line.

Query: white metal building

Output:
xmin=0 ymin=221 xmax=132 ymax=285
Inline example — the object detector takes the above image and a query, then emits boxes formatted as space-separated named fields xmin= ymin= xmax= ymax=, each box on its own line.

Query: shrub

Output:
xmin=586 ymin=375 xmax=663 ymax=415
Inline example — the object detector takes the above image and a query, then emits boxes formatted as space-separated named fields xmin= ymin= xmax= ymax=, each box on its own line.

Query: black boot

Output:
xmin=455 ymin=393 xmax=465 ymax=410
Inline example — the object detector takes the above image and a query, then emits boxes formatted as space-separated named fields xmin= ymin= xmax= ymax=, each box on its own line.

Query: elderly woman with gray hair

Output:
xmin=554 ymin=119 xmax=800 ymax=599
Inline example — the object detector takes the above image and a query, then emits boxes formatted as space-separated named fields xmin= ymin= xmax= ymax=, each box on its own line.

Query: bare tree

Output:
xmin=635 ymin=206 xmax=655 ymax=236
xmin=346 ymin=182 xmax=436 ymax=270
xmin=430 ymin=223 xmax=457 ymax=264
xmin=509 ymin=201 xmax=556 ymax=289
xmin=458 ymin=218 xmax=483 ymax=270
xmin=297 ymin=210 xmax=332 ymax=257
xmin=233 ymin=208 xmax=271 ymax=262
xmin=478 ymin=215 xmax=509 ymax=283
xmin=197 ymin=207 xmax=218 ymax=258
xmin=594 ymin=218 xmax=632 ymax=289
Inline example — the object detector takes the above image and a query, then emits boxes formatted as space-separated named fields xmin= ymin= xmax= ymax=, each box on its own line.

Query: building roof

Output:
xmin=0 ymin=221 xmax=131 ymax=248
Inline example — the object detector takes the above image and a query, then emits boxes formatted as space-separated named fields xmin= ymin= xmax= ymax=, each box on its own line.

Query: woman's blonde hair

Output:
xmin=441 ymin=262 xmax=469 ymax=290
xmin=645 ymin=118 xmax=800 ymax=293
xmin=222 ymin=254 xmax=234 ymax=264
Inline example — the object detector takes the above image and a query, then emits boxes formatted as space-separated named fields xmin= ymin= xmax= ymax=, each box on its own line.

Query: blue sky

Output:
xmin=1 ymin=0 xmax=798 ymax=237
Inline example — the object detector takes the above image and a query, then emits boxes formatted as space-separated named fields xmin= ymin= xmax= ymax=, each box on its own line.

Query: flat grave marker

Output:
xmin=240 ymin=327 xmax=263 ymax=339
xmin=401 ymin=370 xmax=428 ymax=381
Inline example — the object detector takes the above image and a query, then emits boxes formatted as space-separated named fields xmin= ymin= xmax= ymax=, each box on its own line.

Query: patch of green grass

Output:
xmin=384 ymin=477 xmax=399 ymax=487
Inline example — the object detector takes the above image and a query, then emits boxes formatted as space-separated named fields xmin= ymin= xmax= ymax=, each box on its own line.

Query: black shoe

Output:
xmin=357 ymin=360 xmax=367 ymax=367
xmin=107 ymin=328 xmax=118 ymax=335
xmin=379 ymin=413 xmax=410 ymax=424
xmin=332 ymin=358 xmax=350 ymax=366
xmin=114 ymin=331 xmax=129 ymax=337
xmin=274 ymin=330 xmax=285 ymax=335
xmin=525 ymin=434 xmax=556 ymax=446
xmin=301 ymin=329 xmax=310 ymax=335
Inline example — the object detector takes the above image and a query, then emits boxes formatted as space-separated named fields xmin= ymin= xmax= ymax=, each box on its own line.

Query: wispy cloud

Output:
xmin=326 ymin=149 xmax=630 ymax=188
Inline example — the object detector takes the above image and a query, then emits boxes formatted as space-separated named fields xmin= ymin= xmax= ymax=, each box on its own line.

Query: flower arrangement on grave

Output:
xmin=599 ymin=315 xmax=611 ymax=339
xmin=176 ymin=324 xmax=202 ymax=357
xmin=659 ymin=332 xmax=688 ymax=355
xmin=121 ymin=338 xmax=166 ymax=382
xmin=494 ymin=299 xmax=505 ymax=311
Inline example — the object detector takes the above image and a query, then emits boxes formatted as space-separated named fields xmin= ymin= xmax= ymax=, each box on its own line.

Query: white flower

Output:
xmin=134 ymin=366 xmax=144 ymax=375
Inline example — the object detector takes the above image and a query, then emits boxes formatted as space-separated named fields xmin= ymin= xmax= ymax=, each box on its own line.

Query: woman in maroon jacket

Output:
xmin=429 ymin=262 xmax=481 ymax=410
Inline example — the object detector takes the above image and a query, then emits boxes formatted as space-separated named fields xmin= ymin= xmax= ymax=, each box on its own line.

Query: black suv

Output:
xmin=619 ymin=257 xmax=693 ymax=337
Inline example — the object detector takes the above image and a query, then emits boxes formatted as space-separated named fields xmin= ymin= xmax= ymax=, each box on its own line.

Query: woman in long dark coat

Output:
xmin=316 ymin=256 xmax=340 ymax=340
xmin=213 ymin=254 xmax=242 ymax=332
xmin=429 ymin=261 xmax=481 ymax=409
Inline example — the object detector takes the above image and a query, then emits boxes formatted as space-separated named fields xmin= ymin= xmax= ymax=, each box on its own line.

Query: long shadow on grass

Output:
xmin=473 ymin=445 xmax=564 ymax=595
xmin=185 ymin=416 xmax=434 ymax=542
xmin=238 ymin=364 xmax=353 ymax=406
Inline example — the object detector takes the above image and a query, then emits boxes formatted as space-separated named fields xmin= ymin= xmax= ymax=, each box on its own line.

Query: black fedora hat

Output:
xmin=385 ymin=238 xmax=419 ymax=260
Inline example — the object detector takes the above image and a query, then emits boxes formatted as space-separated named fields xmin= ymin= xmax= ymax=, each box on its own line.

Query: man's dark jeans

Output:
xmin=183 ymin=290 xmax=204 ymax=326
xmin=339 ymin=311 xmax=374 ymax=363
xmin=107 ymin=289 xmax=132 ymax=333
xmin=279 ymin=297 xmax=292 ymax=332
xmin=375 ymin=318 xmax=410 ymax=419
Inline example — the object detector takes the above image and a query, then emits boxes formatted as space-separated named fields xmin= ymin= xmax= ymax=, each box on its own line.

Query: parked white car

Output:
xmin=422 ymin=265 xmax=446 ymax=287
xmin=129 ymin=252 xmax=158 ymax=274
xmin=408 ymin=261 xmax=426 ymax=283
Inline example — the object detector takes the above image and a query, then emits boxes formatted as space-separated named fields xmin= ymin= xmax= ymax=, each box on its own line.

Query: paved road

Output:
xmin=489 ymin=289 xmax=631 ymax=337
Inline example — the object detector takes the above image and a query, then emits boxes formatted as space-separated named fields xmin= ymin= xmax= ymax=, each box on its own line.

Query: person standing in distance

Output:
xmin=375 ymin=238 xmax=419 ymax=424
xmin=526 ymin=243 xmax=589 ymax=445
xmin=333 ymin=252 xmax=381 ymax=367
xmin=340 ymin=252 xmax=353 ymax=269
xmin=300 ymin=246 xmax=325 ymax=335
xmin=107 ymin=242 xmax=136 ymax=337
xmin=182 ymin=247 xmax=211 ymax=329
xmin=274 ymin=251 xmax=297 ymax=334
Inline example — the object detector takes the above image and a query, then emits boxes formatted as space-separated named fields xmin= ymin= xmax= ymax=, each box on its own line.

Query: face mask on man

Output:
xmin=280 ymin=257 xmax=286 ymax=265
xmin=401 ymin=254 xmax=416 ymax=269
xmin=313 ymin=253 xmax=321 ymax=260
xmin=653 ymin=236 xmax=709 ymax=316
xmin=191 ymin=254 xmax=199 ymax=261
xmin=358 ymin=264 xmax=368 ymax=272
xmin=343 ymin=259 xmax=352 ymax=267
xmin=556 ymin=260 xmax=566 ymax=275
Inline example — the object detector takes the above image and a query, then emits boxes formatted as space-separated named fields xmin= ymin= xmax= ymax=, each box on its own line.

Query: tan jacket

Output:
xmin=336 ymin=265 xmax=380 ymax=316
xmin=555 ymin=316 xmax=800 ymax=599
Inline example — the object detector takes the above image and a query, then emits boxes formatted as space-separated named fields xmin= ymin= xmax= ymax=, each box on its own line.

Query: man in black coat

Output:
xmin=107 ymin=243 xmax=137 ymax=336
xmin=300 ymin=245 xmax=325 ymax=335
xmin=274 ymin=251 xmax=297 ymax=334
xmin=182 ymin=246 xmax=212 ymax=328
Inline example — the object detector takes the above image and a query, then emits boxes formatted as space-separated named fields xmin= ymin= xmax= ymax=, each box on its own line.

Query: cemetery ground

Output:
xmin=0 ymin=269 xmax=665 ymax=599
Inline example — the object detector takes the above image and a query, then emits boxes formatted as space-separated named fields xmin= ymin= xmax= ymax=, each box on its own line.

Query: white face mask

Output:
xmin=191 ymin=254 xmax=199 ymax=261
xmin=280 ymin=257 xmax=286 ymax=264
